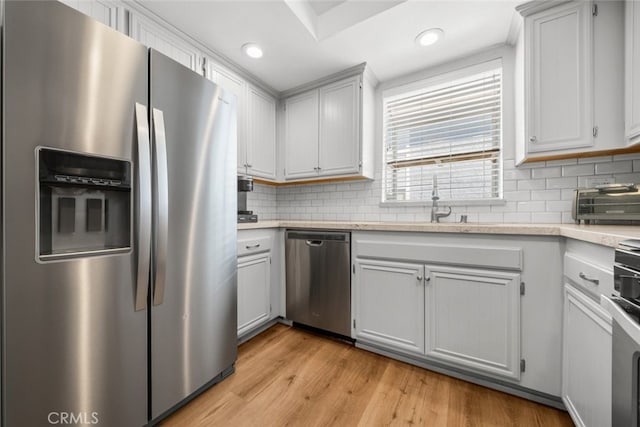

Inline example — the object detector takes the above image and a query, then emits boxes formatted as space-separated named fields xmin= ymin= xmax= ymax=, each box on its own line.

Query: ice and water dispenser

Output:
xmin=38 ymin=148 xmax=131 ymax=260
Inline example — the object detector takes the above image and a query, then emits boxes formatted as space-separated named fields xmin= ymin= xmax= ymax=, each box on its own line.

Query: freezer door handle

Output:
xmin=152 ymin=108 xmax=169 ymax=306
xmin=135 ymin=103 xmax=152 ymax=311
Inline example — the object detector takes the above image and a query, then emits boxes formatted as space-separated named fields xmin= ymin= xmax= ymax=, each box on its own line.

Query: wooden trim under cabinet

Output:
xmin=254 ymin=175 xmax=371 ymax=187
xmin=521 ymin=145 xmax=640 ymax=164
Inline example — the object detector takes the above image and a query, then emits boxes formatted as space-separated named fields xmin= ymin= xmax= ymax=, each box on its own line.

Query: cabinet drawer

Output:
xmin=238 ymin=236 xmax=272 ymax=256
xmin=564 ymin=252 xmax=614 ymax=300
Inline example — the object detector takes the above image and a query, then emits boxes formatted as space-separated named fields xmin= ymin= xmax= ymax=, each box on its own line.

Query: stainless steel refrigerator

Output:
xmin=2 ymin=2 xmax=238 ymax=425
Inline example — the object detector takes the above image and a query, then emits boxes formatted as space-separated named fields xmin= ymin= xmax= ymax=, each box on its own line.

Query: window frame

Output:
xmin=381 ymin=58 xmax=505 ymax=206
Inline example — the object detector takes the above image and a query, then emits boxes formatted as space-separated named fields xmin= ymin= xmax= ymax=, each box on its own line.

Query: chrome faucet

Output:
xmin=430 ymin=175 xmax=452 ymax=223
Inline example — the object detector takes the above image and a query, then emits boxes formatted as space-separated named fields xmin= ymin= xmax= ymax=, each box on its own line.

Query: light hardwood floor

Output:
xmin=162 ymin=324 xmax=573 ymax=427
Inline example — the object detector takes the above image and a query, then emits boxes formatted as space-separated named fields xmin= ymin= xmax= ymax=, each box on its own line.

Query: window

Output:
xmin=383 ymin=60 xmax=503 ymax=203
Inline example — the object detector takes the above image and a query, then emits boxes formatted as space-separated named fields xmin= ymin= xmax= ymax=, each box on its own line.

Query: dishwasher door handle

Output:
xmin=305 ymin=240 xmax=324 ymax=247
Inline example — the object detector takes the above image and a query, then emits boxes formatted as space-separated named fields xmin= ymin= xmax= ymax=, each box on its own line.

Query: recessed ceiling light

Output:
xmin=242 ymin=43 xmax=263 ymax=59
xmin=415 ymin=28 xmax=444 ymax=47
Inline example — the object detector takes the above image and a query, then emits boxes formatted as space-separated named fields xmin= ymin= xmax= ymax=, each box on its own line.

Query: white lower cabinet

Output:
xmin=352 ymin=231 xmax=565 ymax=398
xmin=562 ymin=283 xmax=612 ymax=427
xmin=425 ymin=266 xmax=521 ymax=381
xmin=354 ymin=259 xmax=425 ymax=354
xmin=237 ymin=252 xmax=271 ymax=337
xmin=236 ymin=229 xmax=284 ymax=339
xmin=354 ymin=259 xmax=521 ymax=381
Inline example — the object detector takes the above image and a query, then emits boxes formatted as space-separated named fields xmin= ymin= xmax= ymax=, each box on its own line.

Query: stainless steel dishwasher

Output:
xmin=285 ymin=230 xmax=351 ymax=337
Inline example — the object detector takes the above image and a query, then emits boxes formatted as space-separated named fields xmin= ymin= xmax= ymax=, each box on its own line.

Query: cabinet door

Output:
xmin=247 ymin=86 xmax=277 ymax=180
xmin=525 ymin=1 xmax=593 ymax=153
xmin=562 ymin=284 xmax=612 ymax=427
xmin=626 ymin=0 xmax=640 ymax=144
xmin=60 ymin=0 xmax=124 ymax=31
xmin=237 ymin=253 xmax=271 ymax=337
xmin=208 ymin=64 xmax=247 ymax=174
xmin=318 ymin=76 xmax=360 ymax=176
xmin=353 ymin=259 xmax=425 ymax=354
xmin=284 ymin=91 xmax=319 ymax=179
xmin=129 ymin=12 xmax=201 ymax=72
xmin=425 ymin=265 xmax=521 ymax=381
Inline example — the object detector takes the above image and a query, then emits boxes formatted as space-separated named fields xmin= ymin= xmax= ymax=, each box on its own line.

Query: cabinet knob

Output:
xmin=417 ymin=275 xmax=423 ymax=281
xmin=529 ymin=136 xmax=537 ymax=143
xmin=247 ymin=164 xmax=253 ymax=168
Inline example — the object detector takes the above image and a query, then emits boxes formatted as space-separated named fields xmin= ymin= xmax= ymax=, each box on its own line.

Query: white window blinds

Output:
xmin=383 ymin=62 xmax=502 ymax=203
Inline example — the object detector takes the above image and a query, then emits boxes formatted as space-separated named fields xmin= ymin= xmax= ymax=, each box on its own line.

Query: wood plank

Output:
xmin=161 ymin=324 xmax=573 ymax=427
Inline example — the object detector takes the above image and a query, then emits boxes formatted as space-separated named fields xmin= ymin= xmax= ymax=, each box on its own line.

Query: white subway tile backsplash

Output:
xmin=546 ymin=200 xmax=572 ymax=211
xmin=546 ymin=176 xmax=578 ymax=189
xmin=504 ymin=168 xmax=531 ymax=180
xmin=562 ymin=212 xmax=575 ymax=224
xmin=517 ymin=201 xmax=546 ymax=212
xmin=578 ymin=175 xmax=614 ymax=188
xmin=531 ymin=189 xmax=561 ymax=201
xmin=491 ymin=202 xmax=517 ymax=213
xmin=615 ymin=173 xmax=640 ymax=183
xmin=503 ymin=212 xmax=531 ymax=223
xmin=517 ymin=179 xmax=546 ymax=190
xmin=614 ymin=153 xmax=640 ymax=161
xmin=531 ymin=167 xmax=561 ymax=179
xmin=478 ymin=213 xmax=504 ymax=223
xmin=578 ymin=155 xmax=613 ymax=164
xmin=253 ymin=153 xmax=640 ymax=225
xmin=546 ymin=158 xmax=578 ymax=167
xmin=561 ymin=164 xmax=594 ymax=177
xmin=503 ymin=190 xmax=531 ymax=201
xmin=532 ymin=212 xmax=562 ymax=223
xmin=503 ymin=180 xmax=517 ymax=191
xmin=595 ymin=161 xmax=632 ymax=175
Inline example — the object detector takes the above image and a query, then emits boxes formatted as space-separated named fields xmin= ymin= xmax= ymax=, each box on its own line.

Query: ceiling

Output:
xmin=139 ymin=0 xmax=521 ymax=93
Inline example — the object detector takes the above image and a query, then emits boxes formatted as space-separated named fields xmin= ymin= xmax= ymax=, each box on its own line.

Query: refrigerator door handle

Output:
xmin=152 ymin=108 xmax=169 ymax=306
xmin=135 ymin=103 xmax=152 ymax=311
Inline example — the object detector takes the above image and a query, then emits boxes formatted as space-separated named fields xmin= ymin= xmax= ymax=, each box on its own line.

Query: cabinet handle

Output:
xmin=529 ymin=136 xmax=537 ymax=143
xmin=245 ymin=243 xmax=261 ymax=250
xmin=417 ymin=275 xmax=423 ymax=281
xmin=247 ymin=164 xmax=253 ymax=168
xmin=579 ymin=272 xmax=599 ymax=285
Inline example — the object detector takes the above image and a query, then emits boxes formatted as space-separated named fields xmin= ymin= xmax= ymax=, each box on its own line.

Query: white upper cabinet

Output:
xmin=129 ymin=12 xmax=201 ymax=72
xmin=284 ymin=90 xmax=320 ymax=179
xmin=246 ymin=85 xmax=277 ymax=180
xmin=318 ymin=76 xmax=361 ymax=177
xmin=60 ymin=0 xmax=125 ymax=31
xmin=517 ymin=1 xmax=626 ymax=163
xmin=60 ymin=0 xmax=125 ymax=32
xmin=207 ymin=62 xmax=278 ymax=180
xmin=281 ymin=66 xmax=375 ymax=182
xmin=523 ymin=1 xmax=593 ymax=154
xmin=207 ymin=63 xmax=248 ymax=173
xmin=626 ymin=0 xmax=640 ymax=145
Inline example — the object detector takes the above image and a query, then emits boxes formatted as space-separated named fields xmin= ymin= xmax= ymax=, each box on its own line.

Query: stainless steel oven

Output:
xmin=611 ymin=240 xmax=640 ymax=426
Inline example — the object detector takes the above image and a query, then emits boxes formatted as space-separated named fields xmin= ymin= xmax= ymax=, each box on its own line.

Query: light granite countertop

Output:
xmin=238 ymin=220 xmax=640 ymax=248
